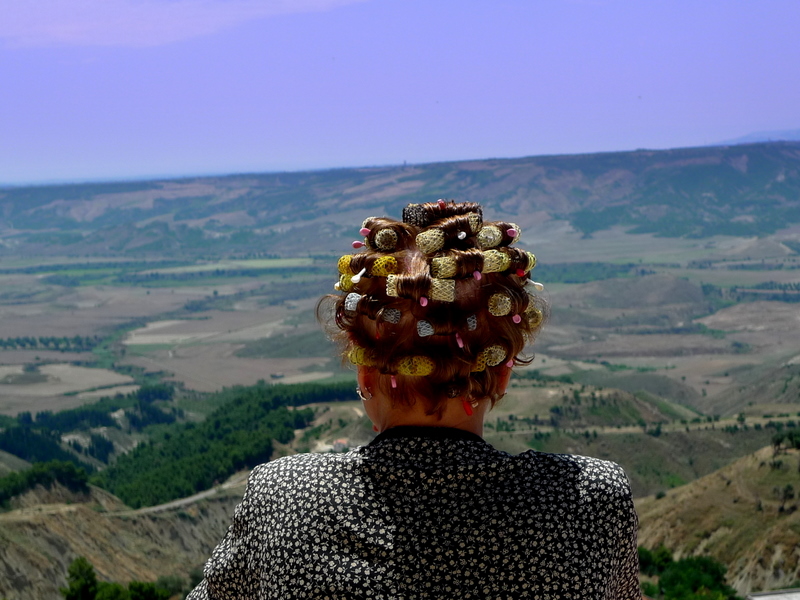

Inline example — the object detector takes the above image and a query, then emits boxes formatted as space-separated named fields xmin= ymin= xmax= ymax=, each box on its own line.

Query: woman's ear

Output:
xmin=357 ymin=366 xmax=376 ymax=393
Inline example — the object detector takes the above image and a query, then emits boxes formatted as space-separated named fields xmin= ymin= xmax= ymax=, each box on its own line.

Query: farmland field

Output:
xmin=0 ymin=223 xmax=799 ymax=418
xmin=2 ymin=145 xmax=800 ymax=436
xmin=0 ymin=363 xmax=135 ymax=415
xmin=3 ymin=146 xmax=800 ymax=598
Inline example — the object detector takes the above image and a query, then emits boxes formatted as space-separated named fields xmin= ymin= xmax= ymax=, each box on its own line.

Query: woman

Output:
xmin=188 ymin=200 xmax=640 ymax=599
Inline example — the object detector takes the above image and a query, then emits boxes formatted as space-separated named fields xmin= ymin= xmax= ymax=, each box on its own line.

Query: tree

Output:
xmin=127 ymin=582 xmax=170 ymax=600
xmin=60 ymin=557 xmax=98 ymax=600
xmin=639 ymin=545 xmax=674 ymax=577
xmin=154 ymin=574 xmax=185 ymax=596
xmin=96 ymin=583 xmax=130 ymax=600
xmin=658 ymin=556 xmax=739 ymax=600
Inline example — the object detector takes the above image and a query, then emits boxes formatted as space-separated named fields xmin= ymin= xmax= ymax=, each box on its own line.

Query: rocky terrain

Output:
xmin=637 ymin=446 xmax=800 ymax=595
xmin=0 ymin=479 xmax=247 ymax=600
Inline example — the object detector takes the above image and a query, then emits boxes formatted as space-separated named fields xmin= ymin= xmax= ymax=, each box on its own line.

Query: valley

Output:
xmin=1 ymin=141 xmax=800 ymax=598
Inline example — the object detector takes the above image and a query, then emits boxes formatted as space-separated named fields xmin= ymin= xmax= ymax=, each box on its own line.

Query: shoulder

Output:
xmin=568 ymin=454 xmax=631 ymax=490
xmin=515 ymin=448 xmax=625 ymax=475
xmin=258 ymin=449 xmax=361 ymax=472
xmin=519 ymin=452 xmax=638 ymax=537
xmin=244 ymin=451 xmax=361 ymax=493
xmin=516 ymin=450 xmax=632 ymax=499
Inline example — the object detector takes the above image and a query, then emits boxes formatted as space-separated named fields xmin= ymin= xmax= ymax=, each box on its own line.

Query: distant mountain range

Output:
xmin=1 ymin=140 xmax=800 ymax=257
xmin=718 ymin=128 xmax=800 ymax=145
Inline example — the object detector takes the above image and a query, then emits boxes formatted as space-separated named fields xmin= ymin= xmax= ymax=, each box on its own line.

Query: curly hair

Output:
xmin=318 ymin=200 xmax=547 ymax=416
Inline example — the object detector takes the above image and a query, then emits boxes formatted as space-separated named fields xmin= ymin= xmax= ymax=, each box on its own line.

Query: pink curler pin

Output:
xmin=455 ymin=333 xmax=464 ymax=348
xmin=359 ymin=227 xmax=371 ymax=236
xmin=352 ymin=240 xmax=365 ymax=249
xmin=473 ymin=271 xmax=482 ymax=280
xmin=512 ymin=314 xmax=522 ymax=324
xmin=419 ymin=297 xmax=428 ymax=307
xmin=391 ymin=375 xmax=397 ymax=388
xmin=506 ymin=359 xmax=514 ymax=368
xmin=516 ymin=269 xmax=525 ymax=277
xmin=438 ymin=199 xmax=447 ymax=208
xmin=507 ymin=228 xmax=518 ymax=237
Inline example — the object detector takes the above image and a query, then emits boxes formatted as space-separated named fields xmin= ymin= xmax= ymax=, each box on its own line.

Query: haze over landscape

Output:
xmin=2 ymin=1 xmax=800 ymax=599
xmin=2 ymin=0 xmax=800 ymax=184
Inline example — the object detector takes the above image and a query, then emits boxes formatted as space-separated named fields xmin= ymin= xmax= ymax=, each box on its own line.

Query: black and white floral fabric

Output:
xmin=188 ymin=426 xmax=639 ymax=599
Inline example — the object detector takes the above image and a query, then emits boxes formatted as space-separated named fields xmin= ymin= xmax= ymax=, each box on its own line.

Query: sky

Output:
xmin=1 ymin=0 xmax=799 ymax=185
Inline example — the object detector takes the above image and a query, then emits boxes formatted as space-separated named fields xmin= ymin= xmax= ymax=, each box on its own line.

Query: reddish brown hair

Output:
xmin=318 ymin=200 xmax=547 ymax=416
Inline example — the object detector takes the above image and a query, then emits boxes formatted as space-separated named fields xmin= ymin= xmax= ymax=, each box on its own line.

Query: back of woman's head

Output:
xmin=319 ymin=199 xmax=547 ymax=416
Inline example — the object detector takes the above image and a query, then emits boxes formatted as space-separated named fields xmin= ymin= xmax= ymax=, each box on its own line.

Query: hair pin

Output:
xmin=455 ymin=332 xmax=464 ymax=348
xmin=512 ymin=314 xmax=522 ymax=324
xmin=351 ymin=267 xmax=367 ymax=284
xmin=506 ymin=359 xmax=514 ymax=368
xmin=352 ymin=240 xmax=365 ymax=249
xmin=391 ymin=375 xmax=397 ymax=388
xmin=359 ymin=227 xmax=371 ymax=236
xmin=437 ymin=199 xmax=447 ymax=208
xmin=473 ymin=271 xmax=482 ymax=280
xmin=507 ymin=228 xmax=518 ymax=238
xmin=462 ymin=400 xmax=473 ymax=416
xmin=457 ymin=231 xmax=467 ymax=240
xmin=531 ymin=281 xmax=544 ymax=291
xmin=419 ymin=296 xmax=428 ymax=307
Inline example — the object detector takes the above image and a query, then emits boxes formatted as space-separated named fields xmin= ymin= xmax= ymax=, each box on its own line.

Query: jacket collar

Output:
xmin=368 ymin=425 xmax=484 ymax=446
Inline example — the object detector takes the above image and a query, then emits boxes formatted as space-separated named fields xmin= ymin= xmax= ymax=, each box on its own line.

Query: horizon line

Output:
xmin=3 ymin=138 xmax=799 ymax=189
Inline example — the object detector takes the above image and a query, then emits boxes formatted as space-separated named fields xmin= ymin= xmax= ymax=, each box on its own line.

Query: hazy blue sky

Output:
xmin=1 ymin=0 xmax=798 ymax=185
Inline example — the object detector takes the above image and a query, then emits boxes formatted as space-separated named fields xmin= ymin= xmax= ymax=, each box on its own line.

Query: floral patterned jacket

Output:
xmin=188 ymin=426 xmax=640 ymax=600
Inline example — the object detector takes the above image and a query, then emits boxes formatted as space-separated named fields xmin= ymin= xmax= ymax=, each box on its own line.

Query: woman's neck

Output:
xmin=367 ymin=394 xmax=489 ymax=437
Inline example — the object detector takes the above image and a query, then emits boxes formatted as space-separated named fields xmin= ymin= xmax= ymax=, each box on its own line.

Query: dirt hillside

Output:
xmin=0 ymin=482 xmax=245 ymax=600
xmin=637 ymin=446 xmax=800 ymax=595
